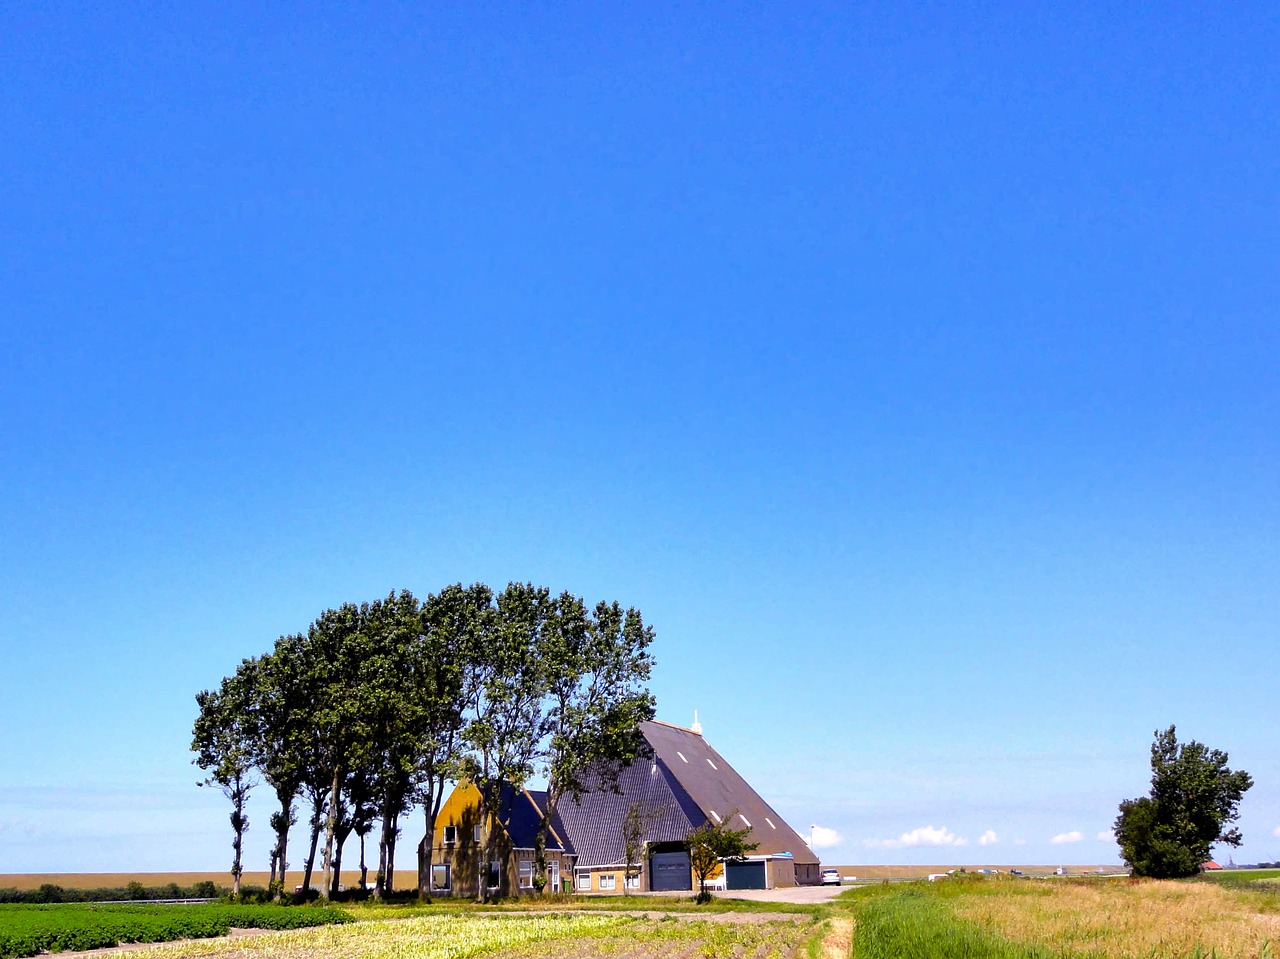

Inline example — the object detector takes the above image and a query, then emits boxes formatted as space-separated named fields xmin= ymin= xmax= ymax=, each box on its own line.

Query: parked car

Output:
xmin=821 ymin=868 xmax=842 ymax=886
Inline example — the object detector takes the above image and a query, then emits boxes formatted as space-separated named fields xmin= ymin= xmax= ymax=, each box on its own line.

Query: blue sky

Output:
xmin=1 ymin=2 xmax=1277 ymax=874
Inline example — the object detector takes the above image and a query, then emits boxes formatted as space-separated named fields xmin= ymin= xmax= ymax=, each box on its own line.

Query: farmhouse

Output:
xmin=421 ymin=718 xmax=820 ymax=895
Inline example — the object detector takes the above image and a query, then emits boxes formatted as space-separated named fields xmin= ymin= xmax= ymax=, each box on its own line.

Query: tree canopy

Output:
xmin=192 ymin=581 xmax=656 ymax=900
xmin=1114 ymin=725 xmax=1253 ymax=879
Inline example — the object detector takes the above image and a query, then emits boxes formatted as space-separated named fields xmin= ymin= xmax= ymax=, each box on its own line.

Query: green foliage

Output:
xmin=0 ymin=903 xmax=351 ymax=959
xmin=687 ymin=812 xmax=758 ymax=904
xmin=1115 ymin=725 xmax=1253 ymax=879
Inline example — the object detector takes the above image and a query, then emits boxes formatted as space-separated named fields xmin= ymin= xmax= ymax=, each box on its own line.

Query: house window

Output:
xmin=576 ymin=870 xmax=591 ymax=891
xmin=549 ymin=861 xmax=560 ymax=891
xmin=487 ymin=860 xmax=501 ymax=889
xmin=518 ymin=861 xmax=534 ymax=889
xmin=443 ymin=825 xmax=457 ymax=845
xmin=473 ymin=824 xmax=483 ymax=842
xmin=625 ymin=874 xmax=640 ymax=889
xmin=598 ymin=874 xmax=616 ymax=891
xmin=431 ymin=864 xmax=451 ymax=891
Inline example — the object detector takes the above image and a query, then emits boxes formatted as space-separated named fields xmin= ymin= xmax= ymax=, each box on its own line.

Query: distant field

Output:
xmin=828 ymin=864 xmax=1125 ymax=880
xmin=0 ymin=872 xmax=416 ymax=893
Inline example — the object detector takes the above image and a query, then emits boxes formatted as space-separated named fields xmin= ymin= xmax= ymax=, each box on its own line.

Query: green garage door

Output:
xmin=724 ymin=860 xmax=767 ymax=890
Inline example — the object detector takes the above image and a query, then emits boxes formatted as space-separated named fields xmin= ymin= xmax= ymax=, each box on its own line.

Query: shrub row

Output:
xmin=0 ymin=903 xmax=351 ymax=959
xmin=0 ymin=881 xmax=221 ymax=904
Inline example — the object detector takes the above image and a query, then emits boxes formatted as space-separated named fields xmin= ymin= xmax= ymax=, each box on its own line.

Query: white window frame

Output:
xmin=518 ymin=860 xmax=534 ymax=890
xmin=598 ymin=873 xmax=616 ymax=891
xmin=576 ymin=869 xmax=591 ymax=891
xmin=443 ymin=825 xmax=457 ymax=845
xmin=487 ymin=860 xmax=501 ymax=889
xmin=548 ymin=860 xmax=560 ymax=891
xmin=625 ymin=873 xmax=641 ymax=889
xmin=431 ymin=863 xmax=451 ymax=891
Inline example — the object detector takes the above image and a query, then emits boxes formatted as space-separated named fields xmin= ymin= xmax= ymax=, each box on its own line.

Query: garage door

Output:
xmin=650 ymin=851 xmax=692 ymax=891
xmin=724 ymin=860 xmax=767 ymax=890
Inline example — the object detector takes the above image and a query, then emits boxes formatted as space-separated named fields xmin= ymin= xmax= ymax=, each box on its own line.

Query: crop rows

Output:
xmin=0 ymin=903 xmax=351 ymax=959
xmin=139 ymin=912 xmax=815 ymax=959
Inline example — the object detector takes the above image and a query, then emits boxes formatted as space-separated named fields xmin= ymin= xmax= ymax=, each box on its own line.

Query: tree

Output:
xmin=462 ymin=582 xmax=553 ymax=901
xmin=533 ymin=598 xmax=656 ymax=892
xmin=192 ymin=671 xmax=257 ymax=898
xmin=414 ymin=583 xmax=490 ymax=901
xmin=687 ymin=812 xmax=758 ymax=904
xmin=621 ymin=800 xmax=665 ymax=895
xmin=1114 ymin=725 xmax=1253 ymax=879
xmin=250 ymin=636 xmax=314 ymax=899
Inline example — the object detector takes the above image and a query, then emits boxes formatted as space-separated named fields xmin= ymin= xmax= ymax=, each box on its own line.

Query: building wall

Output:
xmin=424 ymin=782 xmax=572 ymax=897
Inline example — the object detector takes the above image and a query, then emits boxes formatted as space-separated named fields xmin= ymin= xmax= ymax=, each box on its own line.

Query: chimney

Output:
xmin=690 ymin=710 xmax=702 ymax=735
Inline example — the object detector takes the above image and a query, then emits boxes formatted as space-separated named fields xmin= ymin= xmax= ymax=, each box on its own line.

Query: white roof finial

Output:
xmin=691 ymin=710 xmax=702 ymax=735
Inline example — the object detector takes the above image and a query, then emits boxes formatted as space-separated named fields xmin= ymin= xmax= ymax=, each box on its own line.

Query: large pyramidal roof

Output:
xmin=554 ymin=719 xmax=818 ymax=869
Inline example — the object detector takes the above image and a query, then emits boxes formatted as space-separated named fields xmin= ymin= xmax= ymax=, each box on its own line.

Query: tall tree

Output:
xmin=533 ymin=598 xmax=656 ymax=891
xmin=360 ymin=590 xmax=426 ymax=897
xmin=1115 ymin=725 xmax=1253 ymax=878
xmin=463 ymin=582 xmax=553 ymax=902
xmin=192 ymin=671 xmax=257 ymax=898
xmin=251 ymin=635 xmax=314 ymax=899
xmin=414 ymin=583 xmax=491 ymax=901
xmin=305 ymin=602 xmax=378 ymax=901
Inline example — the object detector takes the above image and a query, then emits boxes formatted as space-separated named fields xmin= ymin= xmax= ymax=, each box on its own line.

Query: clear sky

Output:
xmin=1 ymin=2 xmax=1277 ymax=875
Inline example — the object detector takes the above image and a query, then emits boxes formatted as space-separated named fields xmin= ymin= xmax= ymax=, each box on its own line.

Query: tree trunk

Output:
xmin=331 ymin=823 xmax=352 ymax=898
xmin=273 ymin=792 xmax=293 ymax=900
xmin=359 ymin=832 xmax=368 ymax=890
xmin=301 ymin=804 xmax=323 ymax=897
xmin=532 ymin=784 xmax=560 ymax=894
xmin=377 ymin=806 xmax=392 ymax=898
xmin=418 ymin=809 xmax=436 ymax=902
xmin=384 ymin=810 xmax=398 ymax=894
xmin=230 ymin=782 xmax=245 ymax=899
xmin=320 ymin=764 xmax=343 ymax=901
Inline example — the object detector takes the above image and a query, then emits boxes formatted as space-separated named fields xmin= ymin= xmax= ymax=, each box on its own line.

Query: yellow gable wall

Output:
xmin=434 ymin=780 xmax=485 ymax=846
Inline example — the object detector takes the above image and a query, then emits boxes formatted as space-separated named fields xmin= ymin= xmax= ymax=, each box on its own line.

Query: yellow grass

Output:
xmin=134 ymin=913 xmax=812 ymax=959
xmin=953 ymin=879 xmax=1280 ymax=958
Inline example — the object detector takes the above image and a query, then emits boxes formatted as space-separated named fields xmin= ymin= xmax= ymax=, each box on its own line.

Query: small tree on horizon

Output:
xmin=1114 ymin=725 xmax=1253 ymax=879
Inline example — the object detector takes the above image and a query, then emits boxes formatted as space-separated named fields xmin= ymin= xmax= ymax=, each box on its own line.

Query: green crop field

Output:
xmin=0 ymin=903 xmax=351 ymax=959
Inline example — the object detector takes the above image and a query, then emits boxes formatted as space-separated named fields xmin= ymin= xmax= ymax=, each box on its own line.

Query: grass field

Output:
xmin=844 ymin=873 xmax=1280 ymax=958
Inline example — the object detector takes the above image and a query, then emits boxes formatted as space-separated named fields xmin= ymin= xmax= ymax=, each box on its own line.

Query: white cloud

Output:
xmin=865 ymin=825 xmax=962 ymax=849
xmin=1051 ymin=831 xmax=1084 ymax=844
xmin=1272 ymin=825 xmax=1280 ymax=839
xmin=1097 ymin=829 xmax=1115 ymax=842
xmin=977 ymin=830 xmax=998 ymax=847
xmin=809 ymin=825 xmax=843 ymax=849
